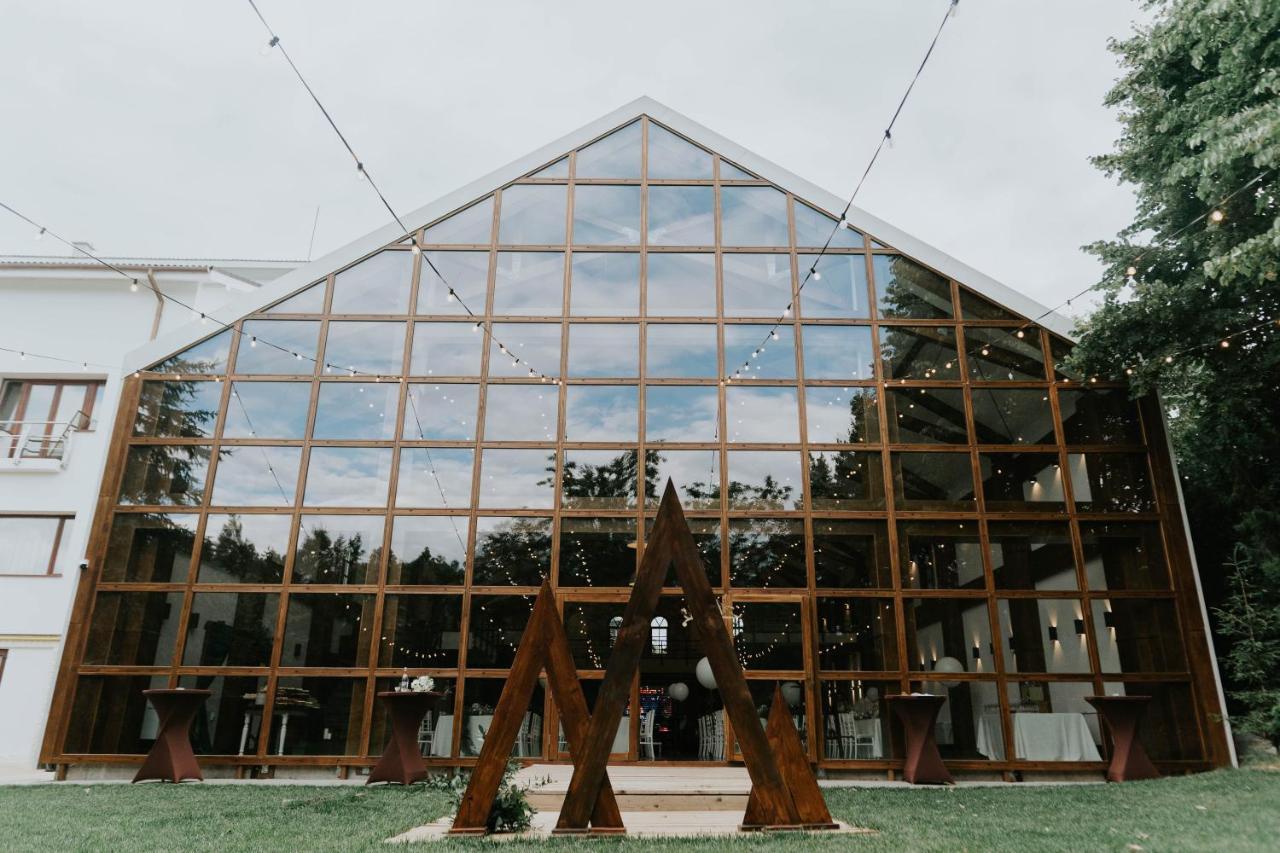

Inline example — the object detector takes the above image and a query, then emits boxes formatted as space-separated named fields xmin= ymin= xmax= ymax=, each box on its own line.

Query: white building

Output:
xmin=0 ymin=252 xmax=298 ymax=771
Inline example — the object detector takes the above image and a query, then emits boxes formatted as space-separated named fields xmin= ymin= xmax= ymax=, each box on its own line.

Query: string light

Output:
xmin=1209 ymin=209 xmax=1224 ymax=223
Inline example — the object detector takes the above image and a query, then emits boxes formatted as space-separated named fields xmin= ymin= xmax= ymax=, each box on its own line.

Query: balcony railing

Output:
xmin=0 ymin=411 xmax=90 ymax=469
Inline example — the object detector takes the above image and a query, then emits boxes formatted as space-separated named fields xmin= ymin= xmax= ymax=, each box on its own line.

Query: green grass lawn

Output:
xmin=0 ymin=769 xmax=1276 ymax=851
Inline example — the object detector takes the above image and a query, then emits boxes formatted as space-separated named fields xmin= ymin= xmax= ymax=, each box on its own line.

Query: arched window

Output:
xmin=608 ymin=615 xmax=623 ymax=646
xmin=650 ymin=616 xmax=669 ymax=655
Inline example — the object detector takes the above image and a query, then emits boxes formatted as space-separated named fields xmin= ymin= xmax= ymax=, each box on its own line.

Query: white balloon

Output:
xmin=695 ymin=657 xmax=717 ymax=690
xmin=668 ymin=682 xmax=690 ymax=702
xmin=932 ymin=656 xmax=965 ymax=689
xmin=780 ymin=681 xmax=803 ymax=708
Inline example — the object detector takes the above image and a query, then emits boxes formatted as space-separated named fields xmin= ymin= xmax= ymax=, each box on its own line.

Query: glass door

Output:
xmin=726 ymin=593 xmax=815 ymax=761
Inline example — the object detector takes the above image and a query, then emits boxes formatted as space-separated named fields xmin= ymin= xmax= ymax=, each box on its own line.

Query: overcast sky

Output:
xmin=0 ymin=1 xmax=1151 ymax=322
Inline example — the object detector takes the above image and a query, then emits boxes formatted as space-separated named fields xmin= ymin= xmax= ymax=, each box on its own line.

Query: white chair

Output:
xmin=711 ymin=711 xmax=724 ymax=760
xmin=640 ymin=709 xmax=661 ymax=760
xmin=417 ymin=711 xmax=434 ymax=757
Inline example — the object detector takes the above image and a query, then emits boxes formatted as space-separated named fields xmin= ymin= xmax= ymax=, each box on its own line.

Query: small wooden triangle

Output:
xmin=742 ymin=686 xmax=837 ymax=830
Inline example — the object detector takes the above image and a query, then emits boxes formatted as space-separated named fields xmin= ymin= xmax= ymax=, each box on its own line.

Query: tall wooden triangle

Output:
xmin=741 ymin=686 xmax=838 ymax=830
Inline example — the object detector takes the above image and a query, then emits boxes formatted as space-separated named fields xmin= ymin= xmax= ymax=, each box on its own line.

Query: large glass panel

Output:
xmin=893 ymin=451 xmax=975 ymax=510
xmin=1080 ymin=522 xmax=1169 ymax=590
xmin=645 ymin=449 xmax=721 ymax=509
xmin=378 ymin=595 xmax=462 ymax=667
xmin=959 ymin=288 xmax=1022 ymax=322
xmin=573 ymin=186 xmax=641 ymax=245
xmin=134 ymin=380 xmax=221 ymax=438
xmin=965 ymin=327 xmax=1047 ymax=382
xmin=1100 ymin=681 xmax=1202 ymax=760
xmin=641 ymin=517 xmax=721 ymax=587
xmin=647 ymin=123 xmax=713 ymax=179
xmin=794 ymin=202 xmax=862 ymax=248
xmin=729 ymin=519 xmax=805 ymax=588
xmin=182 ymin=592 xmax=279 ymax=667
xmin=269 ymin=677 xmax=367 ymax=755
xmin=900 ymin=521 xmax=985 ymax=591
xmin=303 ymin=447 xmax=392 ymax=507
xmin=210 ymin=446 xmax=301 ymax=507
xmin=740 ymin=679 xmax=809 ymax=748
xmin=724 ymin=324 xmax=795 ymax=379
xmin=816 ymin=598 xmax=897 ymax=669
xmin=223 ymin=382 xmax=311 ymax=439
xmin=1059 ymin=389 xmax=1143 ymax=445
xmin=487 ymin=323 xmax=561 ymax=379
xmin=1068 ymin=453 xmax=1154 ymax=512
xmin=972 ymin=389 xmax=1056 ymax=445
xmin=235 ymin=320 xmax=320 ymax=375
xmin=386 ymin=515 xmax=468 ymax=585
xmin=1050 ymin=337 xmax=1081 ymax=382
xmin=804 ymin=386 xmax=879 ymax=444
xmin=312 ymin=382 xmax=398 ymax=440
xmin=478 ymin=449 xmax=556 ymax=508
xmin=563 ymin=602 xmax=623 ymax=669
xmin=725 ymin=450 xmax=803 ymax=510
xmin=181 ymin=673 xmax=267 ymax=756
xmin=483 ymin=385 xmax=559 ymax=441
xmin=720 ymin=160 xmax=757 ymax=181
xmin=575 ymin=121 xmax=641 ymax=178
xmin=64 ymin=674 xmax=168 ymax=754
xmin=101 ymin=513 xmax=199 ymax=583
xmin=646 ymin=186 xmax=715 ymax=246
xmin=726 ymin=386 xmax=800 ymax=443
xmin=872 ymin=255 xmax=952 ymax=319
xmin=821 ymin=679 xmax=895 ymax=760
xmin=721 ymin=187 xmax=789 ymax=247
xmin=980 ymin=452 xmax=1067 ymax=513
xmin=799 ymin=254 xmax=870 ymax=318
xmin=905 ymin=597 xmax=993 ymax=672
xmin=558 ymin=517 xmax=637 ymax=586
xmin=801 ymin=326 xmax=875 ymax=380
xmin=418 ymin=251 xmax=489 ymax=315
xmin=567 ymin=324 xmax=638 ymax=377
xmin=570 ymin=252 xmax=639 ymax=315
xmin=645 ymin=253 xmax=716 ymax=315
xmin=722 ymin=253 xmax=792 ymax=317
xmin=404 ymin=383 xmax=478 ymax=441
xmin=562 ymin=449 xmax=640 ymax=509
xmin=808 ymin=450 xmax=884 ymax=509
xmin=331 ymin=251 xmax=412 ymax=314
xmin=529 ymin=158 xmax=568 ymax=179
xmin=646 ymin=324 xmax=717 ymax=377
xmin=460 ymin=677 xmax=544 ymax=757
xmin=879 ymin=325 xmax=960 ymax=380
xmin=411 ymin=322 xmax=483 ymax=376
xmin=1000 ymin=681 xmax=1104 ymax=762
xmin=886 ymin=387 xmax=968 ymax=444
xmin=492 ymin=252 xmax=565 ymax=315
xmin=156 ymin=330 xmax=231 ymax=375
xmin=564 ymin=386 xmax=638 ymax=442
xmin=292 ymin=515 xmax=385 ymax=584
xmin=83 ymin=591 xmax=183 ymax=666
xmin=1095 ymin=599 xmax=1185 ymax=672
xmin=473 ymin=517 xmax=551 ymax=586
xmin=118 ymin=446 xmax=209 ymax=506
xmin=908 ymin=677 xmax=1003 ymax=762
xmin=322 ymin=321 xmax=405 ymax=375
xmin=282 ymin=593 xmax=374 ymax=667
xmin=395 ymin=448 xmax=474 ymax=508
xmin=423 ymin=197 xmax=494 ymax=245
xmin=646 ymin=386 xmax=718 ymax=443
xmin=197 ymin=513 xmax=291 ymax=583
xmin=989 ymin=522 xmax=1077 ymax=591
xmin=813 ymin=520 xmax=892 ymax=588
xmin=498 ymin=185 xmax=567 ymax=245
xmin=467 ymin=594 xmax=535 ymax=668
xmin=735 ymin=601 xmax=804 ymax=667
xmin=998 ymin=598 xmax=1091 ymax=673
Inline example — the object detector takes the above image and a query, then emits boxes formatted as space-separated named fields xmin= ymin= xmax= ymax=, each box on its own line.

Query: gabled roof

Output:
xmin=124 ymin=96 xmax=1073 ymax=373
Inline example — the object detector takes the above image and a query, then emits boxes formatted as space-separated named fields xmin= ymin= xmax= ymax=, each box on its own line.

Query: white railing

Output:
xmin=0 ymin=410 xmax=90 ymax=467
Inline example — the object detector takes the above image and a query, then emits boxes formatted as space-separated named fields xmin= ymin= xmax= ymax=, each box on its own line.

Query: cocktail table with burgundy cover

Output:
xmin=132 ymin=688 xmax=212 ymax=783
xmin=887 ymin=694 xmax=953 ymax=785
xmin=367 ymin=691 xmax=442 ymax=785
xmin=1086 ymin=695 xmax=1160 ymax=782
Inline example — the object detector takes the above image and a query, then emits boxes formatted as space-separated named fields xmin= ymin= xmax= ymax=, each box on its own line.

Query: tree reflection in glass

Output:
xmin=473 ymin=516 xmax=550 ymax=586
xmin=872 ymin=255 xmax=952 ymax=319
xmin=729 ymin=519 xmax=805 ymax=588
xmin=644 ymin=449 xmax=720 ymax=509
xmin=808 ymin=450 xmax=884 ymax=509
xmin=197 ymin=513 xmax=290 ymax=583
xmin=133 ymin=380 xmax=221 ymax=438
xmin=562 ymin=449 xmax=641 ymax=509
xmin=558 ymin=517 xmax=636 ymax=587
xmin=804 ymin=386 xmax=879 ymax=444
xmin=878 ymin=326 xmax=960 ymax=381
xmin=725 ymin=450 xmax=803 ymax=510
xmin=387 ymin=516 xmax=469 ymax=585
xmin=118 ymin=445 xmax=210 ymax=506
xmin=292 ymin=515 xmax=384 ymax=584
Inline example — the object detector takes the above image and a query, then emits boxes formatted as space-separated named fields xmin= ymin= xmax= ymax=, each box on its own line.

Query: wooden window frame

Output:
xmin=0 ymin=513 xmax=71 ymax=577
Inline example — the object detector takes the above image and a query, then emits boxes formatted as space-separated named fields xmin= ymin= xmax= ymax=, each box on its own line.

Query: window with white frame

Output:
xmin=0 ymin=515 xmax=72 ymax=575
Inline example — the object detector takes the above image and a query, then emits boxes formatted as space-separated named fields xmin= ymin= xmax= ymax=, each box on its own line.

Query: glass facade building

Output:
xmin=44 ymin=107 xmax=1231 ymax=776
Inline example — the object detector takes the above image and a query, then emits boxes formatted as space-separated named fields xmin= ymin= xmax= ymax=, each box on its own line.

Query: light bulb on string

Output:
xmin=1209 ymin=209 xmax=1224 ymax=223
xmin=130 ymin=279 xmax=139 ymax=293
xmin=260 ymin=35 xmax=279 ymax=56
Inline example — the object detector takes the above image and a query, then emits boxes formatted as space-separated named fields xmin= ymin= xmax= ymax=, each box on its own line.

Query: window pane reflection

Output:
xmin=647 ymin=186 xmax=715 ymax=246
xmin=313 ymin=382 xmax=398 ymax=440
xmin=558 ymin=517 xmax=636 ymax=586
xmin=795 ymin=203 xmax=862 ymax=249
xmin=488 ymin=323 xmax=561 ymax=379
xmin=562 ymin=449 xmax=640 ymax=509
xmin=972 ymin=389 xmax=1055 ymax=445
xmin=804 ymin=386 xmax=879 ymax=444
xmin=223 ymin=382 xmax=311 ymax=439
xmin=646 ymin=386 xmax=718 ymax=443
xmin=567 ymin=324 xmax=638 ymax=377
xmin=84 ymin=591 xmax=182 ymax=666
xmin=293 ymin=515 xmax=384 ymax=584
xmin=726 ymin=386 xmax=799 ymax=443
xmin=1059 ymin=389 xmax=1143 ymax=445
xmin=799 ymin=254 xmax=870 ymax=318
xmin=1068 ymin=453 xmax=1154 ymax=512
xmin=492 ymin=252 xmax=565 ymax=315
xmin=645 ymin=253 xmax=716 ymax=314
xmin=989 ymin=522 xmax=1077 ymax=590
xmin=419 ymin=251 xmax=488 ymax=315
xmin=331 ymin=251 xmax=412 ymax=314
xmin=395 ymin=448 xmax=473 ymax=508
xmin=808 ymin=450 xmax=884 ymax=509
xmin=1094 ymin=599 xmax=1185 ymax=672
xmin=570 ymin=252 xmax=639 ymax=315
xmin=473 ymin=516 xmax=551 ymax=586
xmin=424 ymin=198 xmax=493 ymax=245
xmin=646 ymin=324 xmax=717 ymax=377
xmin=909 ymin=677 xmax=1002 ymax=761
xmin=906 ymin=597 xmax=993 ymax=673
xmin=573 ymin=186 xmax=641 ymax=245
xmin=965 ymin=328 xmax=1046 ymax=382
xmin=211 ymin=446 xmax=301 ymax=507
xmin=499 ymin=185 xmax=567 ymax=245
xmin=461 ymin=677 xmax=543 ymax=757
xmin=282 ymin=592 xmax=374 ymax=667
xmin=900 ymin=521 xmax=985 ymax=590
xmin=323 ymin=321 xmax=404 ymax=375
xmin=735 ymin=602 xmax=804 ymax=667
xmin=118 ymin=445 xmax=210 ymax=506
xmin=387 ymin=515 xmax=468 ymax=585
xmin=813 ymin=520 xmax=891 ymax=588
xmin=980 ymin=452 xmax=1066 ymax=512
xmin=157 ymin=330 xmax=231 ymax=375
xmin=379 ymin=595 xmax=462 ymax=667
xmin=575 ymin=122 xmax=641 ymax=178
xmin=270 ymin=677 xmax=367 ymax=755
xmin=998 ymin=599 xmax=1090 ymax=673
xmin=102 ymin=513 xmax=198 ymax=583
xmin=722 ymin=254 xmax=792 ymax=317
xmin=404 ymin=384 xmax=478 ymax=441
xmin=821 ymin=680 xmax=895 ymax=760
xmin=197 ymin=513 xmax=290 ymax=583
xmin=721 ymin=187 xmax=789 ymax=247
xmin=478 ymin=449 xmax=556 ymax=508
xmin=726 ymin=451 xmax=803 ymax=510
xmin=134 ymin=380 xmax=221 ymax=438
xmin=886 ymin=388 xmax=967 ymax=444
xmin=879 ymin=326 xmax=960 ymax=380
xmin=724 ymin=324 xmax=794 ymax=379
xmin=183 ymin=592 xmax=279 ymax=667
xmin=484 ymin=385 xmax=558 ymax=441
xmin=816 ymin=599 xmax=897 ymax=669
xmin=893 ymin=451 xmax=975 ymax=510
xmin=468 ymin=594 xmax=536 ymax=668
xmin=1080 ymin=522 xmax=1168 ymax=590
xmin=873 ymin=256 xmax=952 ymax=319
xmin=303 ymin=447 xmax=391 ymax=507
xmin=729 ymin=519 xmax=805 ymax=588
xmin=647 ymin=123 xmax=713 ymax=179
xmin=802 ymin=326 xmax=874 ymax=380
xmin=236 ymin=321 xmax=320 ymax=375
xmin=645 ymin=449 xmax=721 ymax=509
xmin=411 ymin=322 xmax=483 ymax=376
xmin=564 ymin=386 xmax=638 ymax=441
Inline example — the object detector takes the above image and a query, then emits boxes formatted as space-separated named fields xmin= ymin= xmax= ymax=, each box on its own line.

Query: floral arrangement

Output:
xmin=410 ymin=675 xmax=434 ymax=693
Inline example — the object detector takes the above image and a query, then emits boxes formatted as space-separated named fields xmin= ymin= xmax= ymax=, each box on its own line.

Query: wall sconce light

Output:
xmin=1074 ymin=618 xmax=1086 ymax=636
xmin=1103 ymin=610 xmax=1115 ymax=629
xmin=1047 ymin=625 xmax=1059 ymax=643
xmin=972 ymin=644 xmax=981 ymax=661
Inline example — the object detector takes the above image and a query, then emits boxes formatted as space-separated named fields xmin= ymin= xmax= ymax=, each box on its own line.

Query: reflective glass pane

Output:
xmin=270 ymin=677 xmax=367 ymax=755
xmin=735 ymin=601 xmax=804 ymax=666
xmin=1059 ymin=389 xmax=1143 ymax=444
xmin=492 ymin=252 xmax=564 ymax=315
xmin=907 ymin=676 xmax=1002 ymax=760
xmin=119 ymin=445 xmax=210 ymax=506
xmin=210 ymin=446 xmax=300 ymax=507
xmin=647 ymin=186 xmax=715 ymax=246
xmin=564 ymin=386 xmax=638 ymax=442
xmin=820 ymin=680 xmax=896 ymax=759
xmin=989 ymin=522 xmax=1077 ymax=590
xmin=386 ymin=515 xmax=468 ymax=585
xmin=323 ymin=321 xmax=404 ymax=375
xmin=645 ymin=253 xmax=716 ymax=315
xmin=558 ymin=517 xmax=637 ymax=586
xmin=63 ymin=675 xmax=167 ymax=754
xmin=721 ymin=187 xmax=789 ymax=246
xmin=799 ymin=254 xmax=870 ymax=318
xmin=478 ymin=449 xmax=556 ymax=508
xmin=282 ymin=593 xmax=375 ymax=667
xmin=724 ymin=324 xmax=794 ymax=379
xmin=563 ymin=602 xmax=621 ymax=669
xmin=972 ymin=389 xmax=1056 ymax=445
xmin=562 ymin=449 xmax=640 ymax=509
xmin=722 ymin=253 xmax=792 ymax=317
xmin=804 ymin=386 xmax=879 ymax=444
xmin=473 ymin=516 xmax=551 ymax=586
xmin=641 ymin=518 xmax=721 ymax=586
xmin=331 ymin=251 xmax=412 ymax=314
xmin=1080 ymin=522 xmax=1168 ymax=590
xmin=905 ymin=597 xmax=993 ymax=672
xmin=570 ymin=252 xmax=639 ymax=315
xmin=872 ymin=255 xmax=952 ymax=319
xmin=487 ymin=323 xmax=561 ymax=379
xmin=959 ymin=288 xmax=1022 ymax=321
xmin=575 ymin=121 xmax=641 ymax=178
xmin=410 ymin=322 xmax=483 ymax=376
xmin=879 ymin=326 xmax=960 ymax=380
xmin=802 ymin=325 xmax=874 ymax=380
xmin=794 ymin=202 xmax=862 ymax=248
xmin=966 ymin=327 xmax=1047 ymax=381
xmin=223 ymin=382 xmax=311 ymax=439
xmin=101 ymin=513 xmax=198 ymax=583
xmin=816 ymin=599 xmax=898 ymax=669
xmin=573 ymin=186 xmax=641 ymax=245
xmin=646 ymin=324 xmax=717 ymax=377
xmin=1100 ymin=681 xmax=1202 ymax=760
xmin=197 ymin=513 xmax=291 ymax=583
xmin=182 ymin=592 xmax=280 ymax=667
xmin=1095 ymin=599 xmax=1185 ymax=672
xmin=646 ymin=386 xmax=718 ymax=443
xmin=1068 ymin=453 xmax=1154 ymax=512
xmin=379 ymin=595 xmax=462 ymax=667
xmin=134 ymin=380 xmax=221 ymax=438
xmin=424 ymin=197 xmax=494 ymax=245
xmin=404 ymin=383 xmax=478 ymax=441
xmin=460 ymin=677 xmax=544 ymax=756
xmin=467 ymin=594 xmax=536 ymax=668
xmin=980 ymin=452 xmax=1067 ymax=512
xmin=498 ymin=185 xmax=567 ymax=245
xmin=567 ymin=324 xmax=638 ymax=377
xmin=313 ymin=382 xmax=398 ymax=440
xmin=418 ymin=251 xmax=488 ymax=315
xmin=236 ymin=321 xmax=320 ymax=375
xmin=157 ymin=330 xmax=231 ymax=375
xmin=998 ymin=598 xmax=1090 ymax=673
xmin=645 ymin=449 xmax=721 ymax=509
xmin=720 ymin=160 xmax=756 ymax=180
xmin=395 ymin=448 xmax=474 ymax=508
xmin=292 ymin=515 xmax=385 ymax=585
xmin=726 ymin=386 xmax=800 ymax=443
xmin=83 ymin=591 xmax=183 ymax=666
xmin=887 ymin=388 xmax=968 ymax=444
xmin=647 ymin=123 xmax=713 ymax=179
xmin=483 ymin=384 xmax=558 ymax=441
xmin=1000 ymin=681 xmax=1103 ymax=761
xmin=899 ymin=521 xmax=985 ymax=591
xmin=529 ymin=158 xmax=568 ymax=179
xmin=808 ymin=450 xmax=884 ymax=509
xmin=181 ymin=674 xmax=267 ymax=755
xmin=725 ymin=450 xmax=803 ymax=510
xmin=303 ymin=447 xmax=392 ymax=507
xmin=813 ymin=520 xmax=892 ymax=588
xmin=893 ymin=451 xmax=976 ymax=510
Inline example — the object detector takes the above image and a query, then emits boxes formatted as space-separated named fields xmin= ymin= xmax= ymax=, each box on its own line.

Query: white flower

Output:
xmin=410 ymin=676 xmax=434 ymax=693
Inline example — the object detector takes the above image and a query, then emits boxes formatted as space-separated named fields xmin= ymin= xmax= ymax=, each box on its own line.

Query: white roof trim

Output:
xmin=125 ymin=96 xmax=1073 ymax=372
